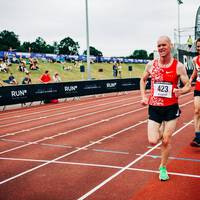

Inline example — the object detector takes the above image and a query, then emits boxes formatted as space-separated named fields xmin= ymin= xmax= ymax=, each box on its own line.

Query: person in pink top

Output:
xmin=140 ymin=36 xmax=191 ymax=181
xmin=189 ymin=38 xmax=200 ymax=147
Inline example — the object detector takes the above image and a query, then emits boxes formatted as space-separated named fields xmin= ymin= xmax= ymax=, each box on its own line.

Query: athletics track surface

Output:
xmin=0 ymin=91 xmax=199 ymax=200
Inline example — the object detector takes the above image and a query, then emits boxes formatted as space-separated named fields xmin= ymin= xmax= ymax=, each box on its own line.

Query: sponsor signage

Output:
xmin=0 ymin=78 xmax=141 ymax=106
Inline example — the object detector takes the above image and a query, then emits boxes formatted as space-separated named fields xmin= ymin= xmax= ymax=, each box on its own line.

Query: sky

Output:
xmin=0 ymin=0 xmax=199 ymax=57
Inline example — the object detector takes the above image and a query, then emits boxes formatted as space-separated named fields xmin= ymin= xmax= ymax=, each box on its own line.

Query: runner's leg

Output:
xmin=160 ymin=118 xmax=177 ymax=167
xmin=148 ymin=119 xmax=162 ymax=145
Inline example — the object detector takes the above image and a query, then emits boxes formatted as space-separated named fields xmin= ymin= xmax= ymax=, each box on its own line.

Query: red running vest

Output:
xmin=148 ymin=59 xmax=178 ymax=106
xmin=195 ymin=55 xmax=200 ymax=91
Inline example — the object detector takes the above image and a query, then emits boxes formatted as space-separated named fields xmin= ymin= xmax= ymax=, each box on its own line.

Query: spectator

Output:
xmin=30 ymin=58 xmax=39 ymax=70
xmin=3 ymin=73 xmax=18 ymax=85
xmin=112 ymin=62 xmax=118 ymax=78
xmin=39 ymin=70 xmax=51 ymax=83
xmin=53 ymin=72 xmax=62 ymax=82
xmin=187 ymin=35 xmax=193 ymax=50
xmin=117 ymin=63 xmax=122 ymax=78
xmin=39 ymin=70 xmax=52 ymax=103
xmin=22 ymin=72 xmax=32 ymax=84
xmin=0 ymin=59 xmax=9 ymax=73
xmin=19 ymin=61 xmax=29 ymax=73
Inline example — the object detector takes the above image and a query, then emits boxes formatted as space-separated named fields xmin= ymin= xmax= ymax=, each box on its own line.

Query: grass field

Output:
xmin=0 ymin=61 xmax=146 ymax=85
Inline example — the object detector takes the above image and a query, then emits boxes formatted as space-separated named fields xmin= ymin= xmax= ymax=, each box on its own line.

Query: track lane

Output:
xmin=0 ymin=91 xmax=197 ymax=200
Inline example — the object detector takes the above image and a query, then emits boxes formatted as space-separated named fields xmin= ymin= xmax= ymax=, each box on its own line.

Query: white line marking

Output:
xmin=0 ymin=156 xmax=199 ymax=179
xmin=0 ymin=120 xmax=147 ymax=185
xmin=77 ymin=120 xmax=193 ymax=200
xmin=0 ymin=96 xmax=138 ymax=124
xmin=0 ymin=106 xmax=147 ymax=155
xmin=0 ymin=100 xmax=141 ymax=137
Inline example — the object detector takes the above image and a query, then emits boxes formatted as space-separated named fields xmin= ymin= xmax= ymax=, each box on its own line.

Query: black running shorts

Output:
xmin=148 ymin=103 xmax=181 ymax=124
xmin=194 ymin=90 xmax=200 ymax=97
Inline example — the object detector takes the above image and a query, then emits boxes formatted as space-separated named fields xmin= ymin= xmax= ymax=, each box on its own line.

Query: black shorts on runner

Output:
xmin=148 ymin=104 xmax=181 ymax=124
xmin=194 ymin=90 xmax=200 ymax=97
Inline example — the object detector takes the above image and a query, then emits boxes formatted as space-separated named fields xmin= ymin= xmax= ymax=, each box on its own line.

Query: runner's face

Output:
xmin=157 ymin=39 xmax=171 ymax=57
xmin=196 ymin=41 xmax=200 ymax=55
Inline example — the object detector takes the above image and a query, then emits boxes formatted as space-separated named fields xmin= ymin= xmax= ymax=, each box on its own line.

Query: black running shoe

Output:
xmin=190 ymin=137 xmax=200 ymax=147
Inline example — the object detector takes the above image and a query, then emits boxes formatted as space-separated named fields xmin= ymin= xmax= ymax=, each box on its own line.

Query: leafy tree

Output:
xmin=19 ymin=41 xmax=32 ymax=52
xmin=130 ymin=49 xmax=148 ymax=59
xmin=83 ymin=46 xmax=103 ymax=57
xmin=148 ymin=52 xmax=154 ymax=60
xmin=0 ymin=30 xmax=20 ymax=51
xmin=58 ymin=37 xmax=79 ymax=55
xmin=30 ymin=37 xmax=47 ymax=53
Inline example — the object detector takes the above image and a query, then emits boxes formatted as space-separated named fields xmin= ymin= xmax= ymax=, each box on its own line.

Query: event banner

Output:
xmin=0 ymin=78 xmax=142 ymax=106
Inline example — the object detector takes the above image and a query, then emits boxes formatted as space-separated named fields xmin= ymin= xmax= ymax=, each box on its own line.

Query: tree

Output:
xmin=148 ymin=52 xmax=154 ymax=60
xmin=30 ymin=37 xmax=47 ymax=53
xmin=129 ymin=50 xmax=148 ymax=59
xmin=19 ymin=41 xmax=32 ymax=52
xmin=0 ymin=30 xmax=20 ymax=51
xmin=83 ymin=46 xmax=103 ymax=57
xmin=58 ymin=37 xmax=79 ymax=55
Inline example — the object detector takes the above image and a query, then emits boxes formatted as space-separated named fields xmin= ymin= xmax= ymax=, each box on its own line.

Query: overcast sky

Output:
xmin=0 ymin=0 xmax=199 ymax=56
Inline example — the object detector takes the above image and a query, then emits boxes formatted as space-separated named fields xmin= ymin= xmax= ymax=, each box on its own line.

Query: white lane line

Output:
xmin=0 ymin=120 xmax=147 ymax=185
xmin=0 ymin=96 xmax=138 ymax=123
xmin=0 ymin=106 xmax=147 ymax=155
xmin=0 ymin=100 xmax=140 ymax=137
xmin=0 ymin=97 xmax=193 ymax=185
xmin=0 ymin=156 xmax=199 ymax=179
xmin=77 ymin=120 xmax=193 ymax=200
xmin=0 ymin=91 xmax=141 ymax=118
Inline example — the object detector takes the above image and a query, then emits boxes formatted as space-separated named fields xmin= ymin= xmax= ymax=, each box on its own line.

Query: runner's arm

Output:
xmin=140 ymin=62 xmax=151 ymax=105
xmin=174 ymin=62 xmax=191 ymax=96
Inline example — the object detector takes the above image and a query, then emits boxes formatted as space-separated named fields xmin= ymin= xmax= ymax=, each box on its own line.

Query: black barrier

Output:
xmin=0 ymin=78 xmax=143 ymax=106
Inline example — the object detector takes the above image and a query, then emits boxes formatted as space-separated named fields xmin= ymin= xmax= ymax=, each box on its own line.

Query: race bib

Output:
xmin=153 ymin=82 xmax=172 ymax=98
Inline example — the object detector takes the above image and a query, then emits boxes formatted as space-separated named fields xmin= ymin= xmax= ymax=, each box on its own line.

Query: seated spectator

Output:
xmin=39 ymin=70 xmax=51 ymax=83
xmin=19 ymin=61 xmax=29 ymax=73
xmin=30 ymin=58 xmax=39 ymax=70
xmin=53 ymin=72 xmax=62 ymax=82
xmin=3 ymin=73 xmax=18 ymax=85
xmin=0 ymin=59 xmax=9 ymax=73
xmin=22 ymin=72 xmax=32 ymax=84
xmin=63 ymin=65 xmax=73 ymax=71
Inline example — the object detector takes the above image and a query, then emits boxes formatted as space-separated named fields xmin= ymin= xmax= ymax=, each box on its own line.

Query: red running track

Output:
xmin=0 ymin=91 xmax=199 ymax=200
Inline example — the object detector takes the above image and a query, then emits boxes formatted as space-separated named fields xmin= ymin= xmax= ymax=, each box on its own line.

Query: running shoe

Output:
xmin=159 ymin=166 xmax=169 ymax=181
xmin=190 ymin=137 xmax=200 ymax=147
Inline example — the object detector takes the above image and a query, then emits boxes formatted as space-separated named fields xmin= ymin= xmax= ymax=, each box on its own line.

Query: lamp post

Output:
xmin=85 ymin=0 xmax=91 ymax=80
xmin=177 ymin=0 xmax=183 ymax=45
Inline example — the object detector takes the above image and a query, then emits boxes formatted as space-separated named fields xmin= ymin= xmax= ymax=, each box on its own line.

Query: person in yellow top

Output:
xmin=187 ymin=35 xmax=193 ymax=50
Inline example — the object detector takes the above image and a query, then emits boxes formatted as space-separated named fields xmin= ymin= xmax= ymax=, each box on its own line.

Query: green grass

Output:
xmin=0 ymin=61 xmax=145 ymax=84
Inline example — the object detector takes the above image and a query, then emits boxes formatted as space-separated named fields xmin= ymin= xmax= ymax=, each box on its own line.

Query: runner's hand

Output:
xmin=173 ymin=88 xmax=182 ymax=97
